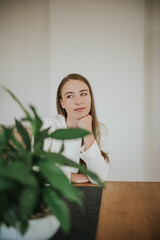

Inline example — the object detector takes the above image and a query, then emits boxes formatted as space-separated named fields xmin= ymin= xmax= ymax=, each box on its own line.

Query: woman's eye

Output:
xmin=81 ymin=93 xmax=87 ymax=96
xmin=66 ymin=95 xmax=73 ymax=98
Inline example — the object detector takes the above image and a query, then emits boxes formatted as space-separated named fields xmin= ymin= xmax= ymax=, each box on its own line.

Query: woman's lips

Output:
xmin=74 ymin=107 xmax=85 ymax=112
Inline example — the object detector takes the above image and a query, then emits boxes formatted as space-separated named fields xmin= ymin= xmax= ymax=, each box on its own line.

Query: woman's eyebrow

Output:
xmin=64 ymin=91 xmax=74 ymax=96
xmin=64 ymin=89 xmax=88 ymax=96
xmin=80 ymin=89 xmax=89 ymax=92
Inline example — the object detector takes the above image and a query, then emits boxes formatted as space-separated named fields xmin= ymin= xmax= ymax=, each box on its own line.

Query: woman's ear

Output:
xmin=60 ymin=98 xmax=64 ymax=109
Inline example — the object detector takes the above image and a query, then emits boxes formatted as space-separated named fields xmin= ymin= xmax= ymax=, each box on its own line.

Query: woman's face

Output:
xmin=60 ymin=80 xmax=91 ymax=120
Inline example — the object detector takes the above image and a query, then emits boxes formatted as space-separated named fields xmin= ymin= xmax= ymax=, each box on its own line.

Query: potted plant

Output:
xmin=0 ymin=87 xmax=103 ymax=240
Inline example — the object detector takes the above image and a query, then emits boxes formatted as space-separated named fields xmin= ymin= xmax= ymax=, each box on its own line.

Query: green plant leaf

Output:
xmin=2 ymin=86 xmax=32 ymax=121
xmin=38 ymin=161 xmax=83 ymax=205
xmin=33 ymin=128 xmax=50 ymax=152
xmin=15 ymin=119 xmax=31 ymax=150
xmin=0 ymin=179 xmax=16 ymax=191
xmin=20 ymin=219 xmax=28 ymax=235
xmin=49 ymin=128 xmax=91 ymax=140
xmin=59 ymin=142 xmax=64 ymax=153
xmin=19 ymin=187 xmax=38 ymax=216
xmin=3 ymin=204 xmax=19 ymax=228
xmin=2 ymin=150 xmax=18 ymax=162
xmin=29 ymin=105 xmax=43 ymax=141
xmin=10 ymin=133 xmax=26 ymax=152
xmin=29 ymin=105 xmax=42 ymax=130
xmin=0 ymin=126 xmax=13 ymax=147
xmin=2 ymin=149 xmax=32 ymax=167
xmin=43 ymin=187 xmax=70 ymax=233
xmin=0 ymin=162 xmax=38 ymax=187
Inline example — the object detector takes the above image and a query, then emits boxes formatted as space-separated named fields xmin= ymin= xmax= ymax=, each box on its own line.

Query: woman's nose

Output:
xmin=75 ymin=96 xmax=82 ymax=105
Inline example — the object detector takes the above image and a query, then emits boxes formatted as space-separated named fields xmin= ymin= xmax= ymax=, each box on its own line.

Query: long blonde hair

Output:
xmin=56 ymin=73 xmax=109 ymax=162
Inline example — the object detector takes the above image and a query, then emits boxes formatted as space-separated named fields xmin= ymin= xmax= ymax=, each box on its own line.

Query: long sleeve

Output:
xmin=80 ymin=124 xmax=109 ymax=183
xmin=42 ymin=116 xmax=81 ymax=181
xmin=42 ymin=115 xmax=109 ymax=184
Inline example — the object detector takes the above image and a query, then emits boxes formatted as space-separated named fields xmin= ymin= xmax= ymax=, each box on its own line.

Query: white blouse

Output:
xmin=42 ymin=114 xmax=109 ymax=183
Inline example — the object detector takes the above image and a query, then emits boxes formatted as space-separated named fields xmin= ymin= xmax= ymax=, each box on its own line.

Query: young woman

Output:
xmin=43 ymin=73 xmax=109 ymax=184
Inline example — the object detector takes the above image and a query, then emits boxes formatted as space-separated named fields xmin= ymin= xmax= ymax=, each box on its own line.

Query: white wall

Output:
xmin=0 ymin=0 xmax=160 ymax=181
xmin=0 ymin=0 xmax=50 ymax=124
xmin=49 ymin=0 xmax=145 ymax=181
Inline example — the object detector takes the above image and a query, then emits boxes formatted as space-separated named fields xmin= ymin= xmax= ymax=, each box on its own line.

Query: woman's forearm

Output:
xmin=71 ymin=173 xmax=90 ymax=183
xmin=83 ymin=135 xmax=95 ymax=151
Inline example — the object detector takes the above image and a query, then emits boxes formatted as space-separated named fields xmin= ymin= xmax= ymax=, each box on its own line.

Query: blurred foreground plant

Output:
xmin=0 ymin=87 xmax=104 ymax=235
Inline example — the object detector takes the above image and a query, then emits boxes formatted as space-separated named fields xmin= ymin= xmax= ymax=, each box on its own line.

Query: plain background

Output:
xmin=0 ymin=0 xmax=160 ymax=181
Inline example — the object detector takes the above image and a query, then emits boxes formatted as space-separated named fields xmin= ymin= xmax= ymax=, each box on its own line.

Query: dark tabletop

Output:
xmin=52 ymin=186 xmax=103 ymax=240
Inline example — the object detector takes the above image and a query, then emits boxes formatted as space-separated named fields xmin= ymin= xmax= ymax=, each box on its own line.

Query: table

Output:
xmin=96 ymin=181 xmax=160 ymax=240
xmin=53 ymin=185 xmax=102 ymax=240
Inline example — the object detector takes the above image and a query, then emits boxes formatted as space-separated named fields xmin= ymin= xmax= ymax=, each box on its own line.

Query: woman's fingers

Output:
xmin=78 ymin=114 xmax=92 ymax=132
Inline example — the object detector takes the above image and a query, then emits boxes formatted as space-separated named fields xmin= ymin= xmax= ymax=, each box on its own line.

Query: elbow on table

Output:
xmin=89 ymin=167 xmax=109 ymax=184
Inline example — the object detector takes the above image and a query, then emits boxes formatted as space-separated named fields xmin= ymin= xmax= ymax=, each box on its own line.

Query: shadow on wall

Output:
xmin=144 ymin=0 xmax=160 ymax=180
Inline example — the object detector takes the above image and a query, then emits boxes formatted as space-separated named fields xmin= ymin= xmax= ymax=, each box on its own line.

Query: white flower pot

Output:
xmin=0 ymin=215 xmax=60 ymax=240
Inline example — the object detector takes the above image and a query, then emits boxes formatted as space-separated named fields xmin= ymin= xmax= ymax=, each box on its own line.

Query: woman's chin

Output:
xmin=75 ymin=112 xmax=88 ymax=119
